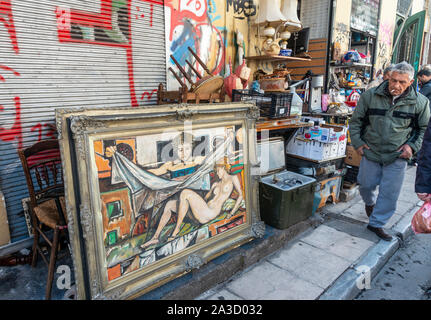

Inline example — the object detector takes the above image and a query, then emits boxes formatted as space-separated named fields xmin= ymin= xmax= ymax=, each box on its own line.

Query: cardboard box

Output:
xmin=325 ymin=125 xmax=347 ymax=143
xmin=287 ymin=134 xmax=313 ymax=159
xmin=328 ymin=143 xmax=339 ymax=158
xmin=344 ymin=145 xmax=362 ymax=167
xmin=287 ymin=131 xmax=346 ymax=161
xmin=286 ymin=135 xmax=303 ymax=156
xmin=257 ymin=139 xmax=286 ymax=175
xmin=0 ymin=191 xmax=11 ymax=246
xmin=303 ymin=124 xmax=347 ymax=144
xmin=308 ymin=140 xmax=331 ymax=161
xmin=337 ymin=139 xmax=347 ymax=157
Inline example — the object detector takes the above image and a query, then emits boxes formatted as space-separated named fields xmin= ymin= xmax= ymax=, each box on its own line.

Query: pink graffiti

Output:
xmin=0 ymin=0 xmax=19 ymax=54
xmin=379 ymin=22 xmax=394 ymax=47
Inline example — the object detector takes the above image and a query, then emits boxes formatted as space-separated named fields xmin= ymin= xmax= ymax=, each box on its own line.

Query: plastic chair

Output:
xmin=18 ymin=139 xmax=68 ymax=300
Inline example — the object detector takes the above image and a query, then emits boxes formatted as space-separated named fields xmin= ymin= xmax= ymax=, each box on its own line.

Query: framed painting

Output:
xmin=56 ymin=103 xmax=264 ymax=300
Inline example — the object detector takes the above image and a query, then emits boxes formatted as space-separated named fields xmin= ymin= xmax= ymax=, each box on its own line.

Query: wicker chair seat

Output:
xmin=33 ymin=197 xmax=67 ymax=229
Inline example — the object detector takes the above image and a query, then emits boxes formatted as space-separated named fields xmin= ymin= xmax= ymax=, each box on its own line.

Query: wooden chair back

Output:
xmin=18 ymin=139 xmax=64 ymax=209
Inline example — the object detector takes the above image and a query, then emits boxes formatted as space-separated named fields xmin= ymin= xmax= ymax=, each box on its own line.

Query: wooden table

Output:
xmin=256 ymin=119 xmax=313 ymax=132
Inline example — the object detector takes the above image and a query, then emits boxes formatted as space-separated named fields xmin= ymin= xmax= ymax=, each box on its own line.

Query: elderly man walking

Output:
xmin=350 ymin=62 xmax=430 ymax=241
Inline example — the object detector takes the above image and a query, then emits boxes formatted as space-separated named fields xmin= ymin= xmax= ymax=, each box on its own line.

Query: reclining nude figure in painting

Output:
xmin=141 ymin=158 xmax=244 ymax=249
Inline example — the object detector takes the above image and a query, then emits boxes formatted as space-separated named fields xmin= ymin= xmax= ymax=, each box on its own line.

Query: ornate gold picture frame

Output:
xmin=56 ymin=103 xmax=264 ymax=300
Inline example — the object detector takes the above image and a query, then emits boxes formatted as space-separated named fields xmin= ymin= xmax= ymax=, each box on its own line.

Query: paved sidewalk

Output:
xmin=197 ymin=165 xmax=422 ymax=300
xmin=0 ymin=166 xmax=421 ymax=300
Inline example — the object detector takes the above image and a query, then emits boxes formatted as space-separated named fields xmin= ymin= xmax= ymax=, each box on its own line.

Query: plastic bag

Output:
xmin=329 ymin=90 xmax=345 ymax=104
xmin=342 ymin=50 xmax=361 ymax=63
xmin=411 ymin=202 xmax=431 ymax=234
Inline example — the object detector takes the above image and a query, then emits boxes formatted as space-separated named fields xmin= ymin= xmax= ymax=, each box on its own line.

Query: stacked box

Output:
xmin=286 ymin=129 xmax=348 ymax=162
xmin=303 ymin=125 xmax=347 ymax=144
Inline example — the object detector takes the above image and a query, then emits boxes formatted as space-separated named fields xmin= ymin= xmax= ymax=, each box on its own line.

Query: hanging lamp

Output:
xmin=254 ymin=0 xmax=286 ymax=26
xmin=281 ymin=0 xmax=302 ymax=32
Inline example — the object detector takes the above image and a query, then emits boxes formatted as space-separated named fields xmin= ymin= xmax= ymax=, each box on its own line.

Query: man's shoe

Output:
xmin=367 ymin=225 xmax=393 ymax=241
xmin=365 ymin=205 xmax=374 ymax=217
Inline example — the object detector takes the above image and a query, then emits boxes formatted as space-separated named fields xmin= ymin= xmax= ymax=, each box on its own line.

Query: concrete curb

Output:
xmin=392 ymin=202 xmax=422 ymax=241
xmin=319 ymin=206 xmax=418 ymax=300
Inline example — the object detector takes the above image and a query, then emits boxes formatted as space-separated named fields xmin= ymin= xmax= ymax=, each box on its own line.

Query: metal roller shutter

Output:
xmin=300 ymin=0 xmax=330 ymax=40
xmin=351 ymin=0 xmax=380 ymax=36
xmin=0 ymin=0 xmax=166 ymax=242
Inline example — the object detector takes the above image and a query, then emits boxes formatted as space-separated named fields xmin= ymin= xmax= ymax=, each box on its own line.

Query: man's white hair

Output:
xmin=392 ymin=61 xmax=415 ymax=80
xmin=383 ymin=64 xmax=395 ymax=76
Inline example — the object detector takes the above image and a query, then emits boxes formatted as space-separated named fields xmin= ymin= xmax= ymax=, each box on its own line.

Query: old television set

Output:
xmin=287 ymin=27 xmax=310 ymax=56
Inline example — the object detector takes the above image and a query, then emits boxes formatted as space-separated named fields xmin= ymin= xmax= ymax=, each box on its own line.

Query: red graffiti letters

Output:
xmin=56 ymin=0 xmax=114 ymax=43
xmin=31 ymin=123 xmax=57 ymax=143
xmin=0 ymin=96 xmax=22 ymax=149
xmin=140 ymin=89 xmax=158 ymax=101
xmin=0 ymin=64 xmax=20 ymax=82
xmin=139 ymin=0 xmax=163 ymax=6
xmin=0 ymin=0 xmax=19 ymax=53
xmin=0 ymin=65 xmax=23 ymax=148
xmin=56 ymin=0 xmax=139 ymax=107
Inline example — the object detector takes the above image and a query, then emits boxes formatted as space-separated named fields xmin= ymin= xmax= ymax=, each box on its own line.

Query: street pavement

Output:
xmin=356 ymin=232 xmax=431 ymax=300
xmin=197 ymin=165 xmax=424 ymax=300
xmin=0 ymin=249 xmax=74 ymax=300
xmin=0 ymin=165 xmax=424 ymax=300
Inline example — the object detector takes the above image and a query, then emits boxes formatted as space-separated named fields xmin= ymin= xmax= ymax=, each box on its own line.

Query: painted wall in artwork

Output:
xmin=93 ymin=125 xmax=247 ymax=281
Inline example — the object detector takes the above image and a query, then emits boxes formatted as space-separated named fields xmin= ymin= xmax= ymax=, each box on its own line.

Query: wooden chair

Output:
xmin=18 ymin=139 xmax=68 ymax=300
xmin=169 ymin=47 xmax=219 ymax=92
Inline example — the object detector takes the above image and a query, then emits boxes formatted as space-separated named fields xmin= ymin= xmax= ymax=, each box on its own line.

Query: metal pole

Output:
xmin=325 ymin=0 xmax=335 ymax=93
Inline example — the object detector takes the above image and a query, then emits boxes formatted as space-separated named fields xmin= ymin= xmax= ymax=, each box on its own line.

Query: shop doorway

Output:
xmin=392 ymin=10 xmax=426 ymax=75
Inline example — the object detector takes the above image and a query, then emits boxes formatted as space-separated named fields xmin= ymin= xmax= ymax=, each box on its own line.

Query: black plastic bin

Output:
xmin=232 ymin=89 xmax=293 ymax=118
xmin=259 ymin=171 xmax=316 ymax=229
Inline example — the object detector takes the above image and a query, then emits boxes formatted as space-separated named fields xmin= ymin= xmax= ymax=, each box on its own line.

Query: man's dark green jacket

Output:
xmin=349 ymin=81 xmax=430 ymax=165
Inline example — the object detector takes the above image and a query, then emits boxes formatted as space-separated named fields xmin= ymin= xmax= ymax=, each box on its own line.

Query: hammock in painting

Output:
xmin=110 ymin=137 xmax=233 ymax=213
